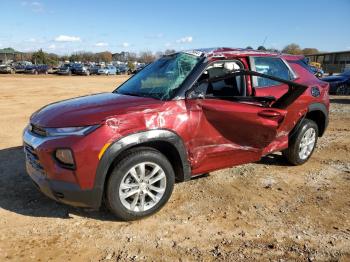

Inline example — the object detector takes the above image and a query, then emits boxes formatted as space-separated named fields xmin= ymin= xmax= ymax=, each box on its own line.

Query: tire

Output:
xmin=335 ymin=84 xmax=347 ymax=95
xmin=106 ymin=147 xmax=175 ymax=221
xmin=86 ymin=70 xmax=90 ymax=76
xmin=282 ymin=119 xmax=318 ymax=165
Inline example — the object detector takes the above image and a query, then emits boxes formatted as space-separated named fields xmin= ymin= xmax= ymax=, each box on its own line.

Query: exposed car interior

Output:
xmin=196 ymin=60 xmax=246 ymax=99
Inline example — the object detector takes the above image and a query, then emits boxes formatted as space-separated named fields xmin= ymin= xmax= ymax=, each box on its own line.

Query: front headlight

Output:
xmin=46 ymin=125 xmax=100 ymax=136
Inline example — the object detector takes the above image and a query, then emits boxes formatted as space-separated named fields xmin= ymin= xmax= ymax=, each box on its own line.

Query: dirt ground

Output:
xmin=0 ymin=74 xmax=349 ymax=261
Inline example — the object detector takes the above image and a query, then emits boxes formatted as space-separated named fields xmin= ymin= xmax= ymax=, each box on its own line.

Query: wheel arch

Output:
xmin=306 ymin=103 xmax=328 ymax=137
xmin=92 ymin=129 xmax=191 ymax=207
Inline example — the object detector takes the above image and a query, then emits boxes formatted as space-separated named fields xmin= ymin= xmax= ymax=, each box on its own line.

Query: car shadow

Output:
xmin=330 ymin=98 xmax=350 ymax=104
xmin=0 ymin=146 xmax=116 ymax=221
xmin=256 ymin=153 xmax=290 ymax=166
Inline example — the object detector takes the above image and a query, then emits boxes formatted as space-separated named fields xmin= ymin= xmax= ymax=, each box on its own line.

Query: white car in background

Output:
xmin=97 ymin=65 xmax=118 ymax=75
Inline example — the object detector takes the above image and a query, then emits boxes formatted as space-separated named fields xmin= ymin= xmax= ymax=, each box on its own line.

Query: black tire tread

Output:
xmin=106 ymin=147 xmax=175 ymax=221
xmin=283 ymin=119 xmax=318 ymax=165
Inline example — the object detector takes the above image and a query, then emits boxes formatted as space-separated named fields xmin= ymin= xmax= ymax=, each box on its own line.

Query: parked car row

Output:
xmin=57 ymin=63 xmax=124 ymax=76
xmin=0 ymin=63 xmax=49 ymax=74
xmin=0 ymin=61 xmax=133 ymax=76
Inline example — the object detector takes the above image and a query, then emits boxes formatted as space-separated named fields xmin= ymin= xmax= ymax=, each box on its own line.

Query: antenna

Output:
xmin=262 ymin=36 xmax=268 ymax=47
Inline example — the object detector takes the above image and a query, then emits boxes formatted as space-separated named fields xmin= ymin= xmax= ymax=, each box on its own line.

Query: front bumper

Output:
xmin=23 ymin=128 xmax=101 ymax=208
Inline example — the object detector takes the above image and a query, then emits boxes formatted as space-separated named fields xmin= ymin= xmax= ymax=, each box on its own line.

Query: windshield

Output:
xmin=114 ymin=52 xmax=201 ymax=100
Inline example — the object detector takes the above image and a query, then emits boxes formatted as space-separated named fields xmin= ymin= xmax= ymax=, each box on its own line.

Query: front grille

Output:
xmin=30 ymin=124 xmax=47 ymax=137
xmin=24 ymin=143 xmax=45 ymax=172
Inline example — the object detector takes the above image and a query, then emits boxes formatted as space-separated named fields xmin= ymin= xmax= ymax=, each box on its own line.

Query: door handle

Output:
xmin=258 ymin=110 xmax=281 ymax=118
xmin=258 ymin=110 xmax=284 ymax=123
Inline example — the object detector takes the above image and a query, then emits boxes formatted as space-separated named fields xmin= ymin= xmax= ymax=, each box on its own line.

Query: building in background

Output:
xmin=112 ymin=52 xmax=130 ymax=63
xmin=305 ymin=51 xmax=350 ymax=74
xmin=0 ymin=48 xmax=26 ymax=64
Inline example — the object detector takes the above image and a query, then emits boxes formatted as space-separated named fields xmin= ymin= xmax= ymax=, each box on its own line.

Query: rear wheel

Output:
xmin=283 ymin=119 xmax=318 ymax=165
xmin=336 ymin=84 xmax=349 ymax=95
xmin=106 ymin=148 xmax=175 ymax=220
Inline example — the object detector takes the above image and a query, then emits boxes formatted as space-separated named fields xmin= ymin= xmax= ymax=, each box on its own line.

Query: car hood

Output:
xmin=30 ymin=92 xmax=162 ymax=127
xmin=321 ymin=75 xmax=348 ymax=82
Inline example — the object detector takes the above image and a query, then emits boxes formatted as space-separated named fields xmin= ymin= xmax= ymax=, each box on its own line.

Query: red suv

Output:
xmin=23 ymin=48 xmax=329 ymax=220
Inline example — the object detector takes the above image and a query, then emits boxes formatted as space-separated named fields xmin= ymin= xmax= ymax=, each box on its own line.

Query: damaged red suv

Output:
xmin=24 ymin=48 xmax=329 ymax=220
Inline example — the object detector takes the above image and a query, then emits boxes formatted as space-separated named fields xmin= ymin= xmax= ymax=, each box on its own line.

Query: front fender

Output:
xmin=92 ymin=129 xmax=191 ymax=208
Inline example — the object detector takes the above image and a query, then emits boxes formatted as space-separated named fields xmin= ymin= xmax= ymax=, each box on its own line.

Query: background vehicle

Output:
xmin=89 ymin=64 xmax=102 ymax=75
xmin=14 ymin=61 xmax=32 ymax=73
xmin=98 ymin=65 xmax=117 ymax=75
xmin=57 ymin=64 xmax=73 ymax=75
xmin=24 ymin=64 xmax=49 ymax=74
xmin=117 ymin=65 xmax=129 ymax=75
xmin=23 ymin=48 xmax=329 ymax=221
xmin=310 ymin=65 xmax=324 ymax=78
xmin=322 ymin=70 xmax=350 ymax=95
xmin=310 ymin=61 xmax=322 ymax=69
xmin=74 ymin=64 xmax=91 ymax=75
xmin=0 ymin=64 xmax=15 ymax=74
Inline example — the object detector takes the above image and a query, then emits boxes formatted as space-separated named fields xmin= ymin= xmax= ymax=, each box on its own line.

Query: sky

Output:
xmin=0 ymin=0 xmax=349 ymax=55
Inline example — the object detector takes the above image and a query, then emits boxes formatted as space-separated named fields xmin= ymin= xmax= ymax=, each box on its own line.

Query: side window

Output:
xmin=196 ymin=61 xmax=246 ymax=97
xmin=252 ymin=57 xmax=292 ymax=88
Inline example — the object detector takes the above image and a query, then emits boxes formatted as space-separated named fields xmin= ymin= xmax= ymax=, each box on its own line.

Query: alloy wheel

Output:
xmin=119 ymin=162 xmax=167 ymax=212
xmin=298 ymin=127 xmax=316 ymax=160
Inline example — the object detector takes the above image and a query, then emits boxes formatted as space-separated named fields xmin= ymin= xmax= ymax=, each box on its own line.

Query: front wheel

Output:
xmin=106 ymin=148 xmax=175 ymax=220
xmin=283 ymin=119 xmax=318 ymax=165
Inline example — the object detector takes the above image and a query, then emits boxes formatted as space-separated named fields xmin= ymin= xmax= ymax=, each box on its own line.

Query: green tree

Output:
xmin=257 ymin=46 xmax=266 ymax=51
xmin=282 ymin=43 xmax=302 ymax=55
xmin=246 ymin=46 xmax=253 ymax=50
xmin=302 ymin=48 xmax=319 ymax=55
xmin=32 ymin=49 xmax=47 ymax=64
xmin=127 ymin=61 xmax=135 ymax=71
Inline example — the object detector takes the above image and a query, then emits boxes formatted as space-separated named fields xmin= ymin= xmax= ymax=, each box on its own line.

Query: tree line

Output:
xmin=247 ymin=43 xmax=320 ymax=55
xmin=0 ymin=48 xmax=178 ymax=66
xmin=2 ymin=43 xmax=319 ymax=66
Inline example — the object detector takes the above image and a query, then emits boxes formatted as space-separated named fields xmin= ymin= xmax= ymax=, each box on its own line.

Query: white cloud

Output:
xmin=121 ymin=42 xmax=129 ymax=48
xmin=95 ymin=42 xmax=108 ymax=47
xmin=54 ymin=35 xmax=81 ymax=42
xmin=176 ymin=36 xmax=193 ymax=44
xmin=48 ymin=44 xmax=56 ymax=49
xmin=21 ymin=1 xmax=44 ymax=12
xmin=165 ymin=42 xmax=172 ymax=47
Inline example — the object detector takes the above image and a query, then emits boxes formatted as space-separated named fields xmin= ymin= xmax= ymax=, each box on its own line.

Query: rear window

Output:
xmin=288 ymin=58 xmax=314 ymax=74
xmin=252 ymin=57 xmax=294 ymax=88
